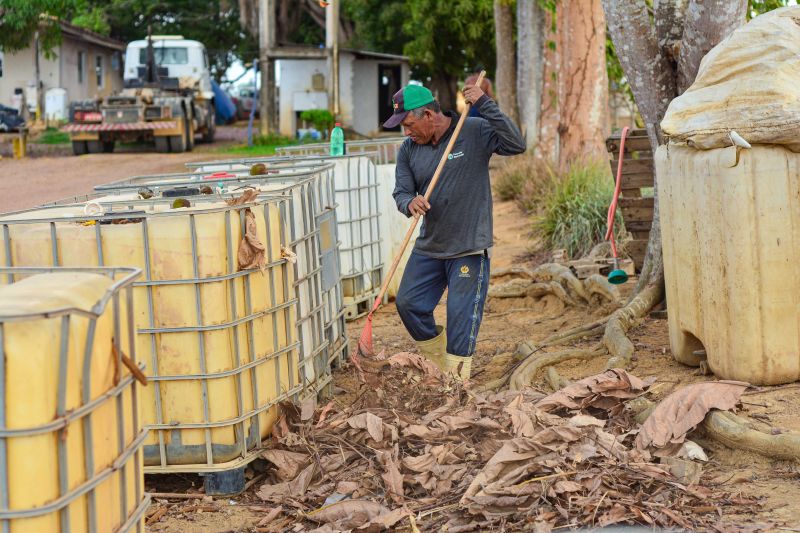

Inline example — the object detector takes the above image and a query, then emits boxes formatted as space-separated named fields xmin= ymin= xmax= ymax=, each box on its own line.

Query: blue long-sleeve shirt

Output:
xmin=393 ymin=96 xmax=525 ymax=258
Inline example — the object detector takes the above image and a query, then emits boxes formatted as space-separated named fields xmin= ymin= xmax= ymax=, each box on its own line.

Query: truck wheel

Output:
xmin=186 ymin=117 xmax=195 ymax=151
xmin=87 ymin=140 xmax=104 ymax=154
xmin=72 ymin=141 xmax=88 ymax=156
xmin=102 ymin=141 xmax=115 ymax=153
xmin=168 ymin=117 xmax=189 ymax=153
xmin=155 ymin=136 xmax=170 ymax=153
xmin=202 ymin=103 xmax=216 ymax=143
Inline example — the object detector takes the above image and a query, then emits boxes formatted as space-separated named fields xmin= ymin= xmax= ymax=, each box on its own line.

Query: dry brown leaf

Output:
xmin=306 ymin=499 xmax=390 ymax=529
xmin=256 ymin=506 xmax=283 ymax=526
xmin=261 ymin=450 xmax=311 ymax=481
xmin=335 ymin=481 xmax=359 ymax=494
xmin=635 ymin=380 xmax=749 ymax=453
xmin=376 ymin=450 xmax=404 ymax=503
xmin=386 ymin=351 xmax=444 ymax=379
xmin=536 ymin=369 xmax=653 ymax=413
xmin=257 ymin=463 xmax=316 ymax=502
xmin=346 ymin=412 xmax=385 ymax=443
xmin=301 ymin=396 xmax=316 ymax=421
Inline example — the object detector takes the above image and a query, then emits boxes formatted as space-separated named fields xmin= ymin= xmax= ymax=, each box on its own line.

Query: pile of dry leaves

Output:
xmin=254 ymin=352 xmax=759 ymax=532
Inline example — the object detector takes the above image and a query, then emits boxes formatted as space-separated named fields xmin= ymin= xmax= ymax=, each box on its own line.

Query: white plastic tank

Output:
xmin=45 ymin=88 xmax=68 ymax=121
xmin=658 ymin=144 xmax=800 ymax=385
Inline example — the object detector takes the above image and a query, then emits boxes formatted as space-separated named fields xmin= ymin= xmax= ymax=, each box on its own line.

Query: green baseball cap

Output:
xmin=383 ymin=84 xmax=435 ymax=128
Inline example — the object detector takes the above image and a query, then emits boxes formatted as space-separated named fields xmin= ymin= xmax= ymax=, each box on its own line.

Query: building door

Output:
xmin=378 ymin=64 xmax=402 ymax=132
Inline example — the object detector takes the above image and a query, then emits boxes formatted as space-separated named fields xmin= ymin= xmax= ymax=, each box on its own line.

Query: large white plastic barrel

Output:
xmin=658 ymin=144 xmax=800 ymax=385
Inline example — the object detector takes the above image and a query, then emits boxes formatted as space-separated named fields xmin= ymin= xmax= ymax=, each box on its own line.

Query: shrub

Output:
xmin=300 ymin=109 xmax=335 ymax=133
xmin=251 ymin=133 xmax=295 ymax=147
xmin=493 ymin=155 xmax=554 ymax=212
xmin=535 ymin=161 xmax=625 ymax=259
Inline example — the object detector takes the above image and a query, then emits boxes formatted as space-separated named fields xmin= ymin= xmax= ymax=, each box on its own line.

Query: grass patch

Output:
xmin=535 ymin=161 xmax=625 ymax=259
xmin=36 ymin=127 xmax=70 ymax=145
xmin=493 ymin=155 xmax=556 ymax=213
xmin=217 ymin=133 xmax=298 ymax=156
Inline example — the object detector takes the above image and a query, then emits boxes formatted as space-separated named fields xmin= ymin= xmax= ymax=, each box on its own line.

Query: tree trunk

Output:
xmin=430 ymin=73 xmax=458 ymax=114
xmin=676 ymin=0 xmax=747 ymax=93
xmin=602 ymin=0 xmax=747 ymax=291
xmin=556 ymin=0 xmax=609 ymax=167
xmin=516 ymin=0 xmax=545 ymax=151
xmin=494 ymin=0 xmax=518 ymax=124
xmin=537 ymin=7 xmax=560 ymax=161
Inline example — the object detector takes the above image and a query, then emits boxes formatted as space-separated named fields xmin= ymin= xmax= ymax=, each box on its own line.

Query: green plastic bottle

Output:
xmin=330 ymin=122 xmax=344 ymax=156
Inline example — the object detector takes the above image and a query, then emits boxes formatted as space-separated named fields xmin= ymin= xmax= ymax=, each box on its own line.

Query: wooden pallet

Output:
xmin=606 ymin=128 xmax=654 ymax=271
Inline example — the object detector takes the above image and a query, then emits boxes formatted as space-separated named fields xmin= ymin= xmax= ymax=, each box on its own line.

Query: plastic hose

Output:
xmin=605 ymin=126 xmax=630 ymax=260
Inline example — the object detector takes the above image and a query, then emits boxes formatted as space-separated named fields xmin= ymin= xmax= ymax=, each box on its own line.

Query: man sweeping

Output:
xmin=383 ymin=80 xmax=525 ymax=380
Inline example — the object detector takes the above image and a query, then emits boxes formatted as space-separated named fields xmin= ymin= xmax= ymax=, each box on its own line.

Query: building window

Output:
xmin=78 ymin=51 xmax=86 ymax=83
xmin=96 ymin=55 xmax=104 ymax=88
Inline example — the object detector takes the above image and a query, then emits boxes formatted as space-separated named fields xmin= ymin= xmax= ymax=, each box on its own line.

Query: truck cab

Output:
xmin=123 ymin=36 xmax=213 ymax=98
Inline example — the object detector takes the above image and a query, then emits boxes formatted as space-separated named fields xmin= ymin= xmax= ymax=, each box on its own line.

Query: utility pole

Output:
xmin=325 ymin=0 xmax=340 ymax=119
xmin=34 ymin=31 xmax=43 ymax=123
xmin=258 ymin=0 xmax=275 ymax=136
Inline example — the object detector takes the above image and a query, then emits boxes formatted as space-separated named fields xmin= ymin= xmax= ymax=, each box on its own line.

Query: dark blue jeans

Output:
xmin=395 ymin=251 xmax=490 ymax=357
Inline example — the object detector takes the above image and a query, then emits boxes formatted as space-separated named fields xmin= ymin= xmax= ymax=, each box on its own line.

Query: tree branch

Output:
xmin=603 ymin=0 xmax=676 ymax=148
xmin=676 ymin=0 xmax=747 ymax=93
xmin=654 ymin=0 xmax=688 ymax=63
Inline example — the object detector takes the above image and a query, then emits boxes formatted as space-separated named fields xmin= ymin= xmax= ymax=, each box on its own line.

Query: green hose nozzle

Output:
xmin=608 ymin=258 xmax=628 ymax=285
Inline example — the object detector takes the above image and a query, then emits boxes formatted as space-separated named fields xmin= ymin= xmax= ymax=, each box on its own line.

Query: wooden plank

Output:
xmin=624 ymin=220 xmax=653 ymax=232
xmin=621 ymin=208 xmax=654 ymax=223
xmin=609 ymin=158 xmax=653 ymax=174
xmin=632 ymin=231 xmax=651 ymax=240
xmin=619 ymin=197 xmax=654 ymax=208
xmin=616 ymin=171 xmax=655 ymax=189
xmin=606 ymin=135 xmax=652 ymax=154
xmin=622 ymin=188 xmax=642 ymax=198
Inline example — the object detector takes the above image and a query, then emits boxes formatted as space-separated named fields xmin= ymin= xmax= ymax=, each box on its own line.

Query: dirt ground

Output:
xmin=0 ymin=124 xmax=248 ymax=212
xmin=4 ymin=146 xmax=798 ymax=530
xmin=143 ymin=193 xmax=800 ymax=532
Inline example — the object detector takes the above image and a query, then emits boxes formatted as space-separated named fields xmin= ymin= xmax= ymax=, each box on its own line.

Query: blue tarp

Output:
xmin=211 ymin=80 xmax=236 ymax=122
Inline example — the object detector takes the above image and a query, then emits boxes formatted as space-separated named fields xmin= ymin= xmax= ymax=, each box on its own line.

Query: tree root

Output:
xmin=489 ymin=263 xmax=620 ymax=308
xmin=603 ymin=283 xmax=663 ymax=369
xmin=509 ymin=344 xmax=605 ymax=391
xmin=545 ymin=367 xmax=571 ymax=391
xmin=628 ymin=398 xmax=800 ymax=462
xmin=583 ymin=274 xmax=621 ymax=306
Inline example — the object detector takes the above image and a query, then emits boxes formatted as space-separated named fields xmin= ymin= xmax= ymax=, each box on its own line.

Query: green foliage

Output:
xmin=218 ymin=133 xmax=296 ymax=156
xmin=345 ymin=0 xmax=496 ymax=92
xmin=535 ymin=162 xmax=624 ymax=259
xmin=251 ymin=133 xmax=296 ymax=147
xmin=71 ymin=1 xmax=110 ymax=35
xmin=748 ymin=0 xmax=789 ymax=18
xmin=606 ymin=37 xmax=634 ymax=105
xmin=300 ymin=109 xmax=334 ymax=132
xmin=493 ymin=155 xmax=554 ymax=213
xmin=402 ymin=0 xmax=496 ymax=82
xmin=90 ymin=0 xmax=257 ymax=83
xmin=36 ymin=127 xmax=70 ymax=144
xmin=0 ymin=0 xmax=78 ymax=56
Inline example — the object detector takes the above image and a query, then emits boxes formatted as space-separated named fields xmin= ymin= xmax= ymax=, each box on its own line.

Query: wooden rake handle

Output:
xmin=370 ymin=71 xmax=487 ymax=313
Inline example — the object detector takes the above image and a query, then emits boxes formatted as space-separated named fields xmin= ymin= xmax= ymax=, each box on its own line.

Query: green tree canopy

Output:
xmin=0 ymin=0 xmax=78 ymax=56
xmin=344 ymin=0 xmax=496 ymax=109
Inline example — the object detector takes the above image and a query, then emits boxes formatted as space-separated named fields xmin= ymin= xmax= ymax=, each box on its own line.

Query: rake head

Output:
xmin=352 ymin=297 xmax=382 ymax=369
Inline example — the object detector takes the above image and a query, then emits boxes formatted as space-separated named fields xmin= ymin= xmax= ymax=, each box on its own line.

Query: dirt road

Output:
xmin=0 ymin=125 xmax=248 ymax=212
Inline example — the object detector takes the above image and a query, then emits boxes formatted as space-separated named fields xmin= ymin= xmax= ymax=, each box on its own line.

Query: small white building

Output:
xmin=0 ymin=21 xmax=125 ymax=117
xmin=277 ymin=48 xmax=410 ymax=138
